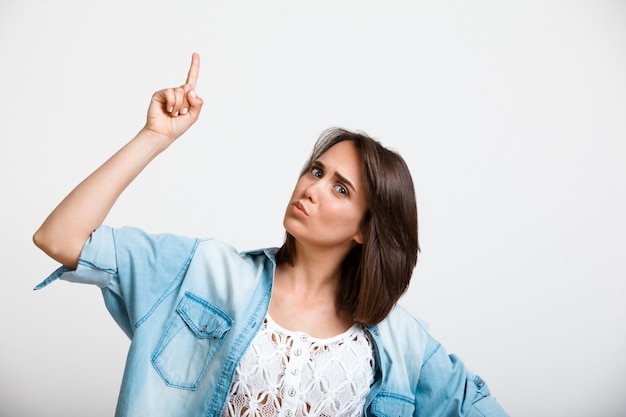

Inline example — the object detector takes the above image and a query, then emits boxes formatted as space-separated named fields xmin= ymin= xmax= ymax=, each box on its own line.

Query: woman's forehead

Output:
xmin=318 ymin=141 xmax=361 ymax=168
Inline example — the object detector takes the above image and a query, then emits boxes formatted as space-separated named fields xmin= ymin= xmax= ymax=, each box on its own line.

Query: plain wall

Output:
xmin=1 ymin=1 xmax=625 ymax=416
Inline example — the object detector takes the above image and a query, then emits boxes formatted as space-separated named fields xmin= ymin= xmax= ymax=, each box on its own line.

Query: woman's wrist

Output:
xmin=135 ymin=127 xmax=176 ymax=156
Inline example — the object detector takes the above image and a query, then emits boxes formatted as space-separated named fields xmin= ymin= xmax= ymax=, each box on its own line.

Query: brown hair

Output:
xmin=275 ymin=128 xmax=419 ymax=326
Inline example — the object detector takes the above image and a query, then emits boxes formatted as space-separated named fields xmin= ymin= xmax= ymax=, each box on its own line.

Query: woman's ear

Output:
xmin=354 ymin=232 xmax=364 ymax=245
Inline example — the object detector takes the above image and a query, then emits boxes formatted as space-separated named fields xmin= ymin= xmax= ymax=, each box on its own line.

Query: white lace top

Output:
xmin=222 ymin=315 xmax=375 ymax=417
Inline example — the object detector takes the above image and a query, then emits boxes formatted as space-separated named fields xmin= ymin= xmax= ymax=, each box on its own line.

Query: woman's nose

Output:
xmin=303 ymin=180 xmax=321 ymax=202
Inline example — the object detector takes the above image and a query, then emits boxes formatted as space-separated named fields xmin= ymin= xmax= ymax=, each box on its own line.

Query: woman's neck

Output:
xmin=275 ymin=257 xmax=339 ymax=300
xmin=269 ymin=242 xmax=355 ymax=337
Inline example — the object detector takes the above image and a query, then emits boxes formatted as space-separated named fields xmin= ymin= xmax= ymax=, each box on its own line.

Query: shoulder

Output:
xmin=376 ymin=304 xmax=430 ymax=339
xmin=97 ymin=226 xmax=276 ymax=278
xmin=107 ymin=225 xmax=274 ymax=263
xmin=97 ymin=224 xmax=278 ymax=284
xmin=184 ymin=240 xmax=277 ymax=292
xmin=193 ymin=239 xmax=278 ymax=268
xmin=371 ymin=304 xmax=435 ymax=366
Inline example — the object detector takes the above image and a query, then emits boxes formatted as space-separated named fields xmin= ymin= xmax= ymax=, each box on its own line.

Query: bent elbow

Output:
xmin=32 ymin=227 xmax=49 ymax=252
xmin=32 ymin=228 xmax=79 ymax=269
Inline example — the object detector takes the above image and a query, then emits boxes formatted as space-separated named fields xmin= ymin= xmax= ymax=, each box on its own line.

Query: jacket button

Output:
xmin=476 ymin=378 xmax=485 ymax=388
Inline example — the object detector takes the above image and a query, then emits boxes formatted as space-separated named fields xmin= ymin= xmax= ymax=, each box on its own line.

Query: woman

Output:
xmin=34 ymin=53 xmax=508 ymax=417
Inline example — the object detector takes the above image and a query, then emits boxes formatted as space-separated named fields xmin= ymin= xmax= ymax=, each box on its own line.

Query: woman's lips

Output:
xmin=292 ymin=201 xmax=308 ymax=216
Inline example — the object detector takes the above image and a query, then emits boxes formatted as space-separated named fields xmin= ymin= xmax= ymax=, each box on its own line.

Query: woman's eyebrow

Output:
xmin=314 ymin=160 xmax=357 ymax=194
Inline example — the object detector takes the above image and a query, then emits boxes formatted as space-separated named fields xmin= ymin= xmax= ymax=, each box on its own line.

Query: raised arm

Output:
xmin=33 ymin=53 xmax=204 ymax=269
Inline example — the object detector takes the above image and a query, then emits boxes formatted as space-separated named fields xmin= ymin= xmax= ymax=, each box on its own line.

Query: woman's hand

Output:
xmin=143 ymin=52 xmax=204 ymax=143
xmin=33 ymin=53 xmax=205 ymax=268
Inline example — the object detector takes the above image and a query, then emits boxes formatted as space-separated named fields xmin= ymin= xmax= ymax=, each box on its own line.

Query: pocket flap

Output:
xmin=371 ymin=392 xmax=415 ymax=417
xmin=176 ymin=292 xmax=232 ymax=339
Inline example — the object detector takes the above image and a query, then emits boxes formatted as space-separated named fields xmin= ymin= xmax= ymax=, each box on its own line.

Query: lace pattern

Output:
xmin=222 ymin=315 xmax=375 ymax=417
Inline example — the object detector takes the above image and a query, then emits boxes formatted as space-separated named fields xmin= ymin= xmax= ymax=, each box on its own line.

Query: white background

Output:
xmin=1 ymin=1 xmax=625 ymax=416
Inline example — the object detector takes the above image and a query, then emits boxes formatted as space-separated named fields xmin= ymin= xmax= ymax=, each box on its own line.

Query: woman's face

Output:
xmin=283 ymin=140 xmax=368 ymax=253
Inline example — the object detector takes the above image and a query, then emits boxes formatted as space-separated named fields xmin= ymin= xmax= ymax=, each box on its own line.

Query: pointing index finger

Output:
xmin=185 ymin=52 xmax=200 ymax=89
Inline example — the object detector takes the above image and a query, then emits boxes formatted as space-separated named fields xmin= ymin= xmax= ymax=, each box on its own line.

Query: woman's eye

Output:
xmin=334 ymin=184 xmax=348 ymax=195
xmin=311 ymin=167 xmax=323 ymax=178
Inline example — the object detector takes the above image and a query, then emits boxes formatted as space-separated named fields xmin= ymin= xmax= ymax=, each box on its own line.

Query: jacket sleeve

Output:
xmin=414 ymin=336 xmax=509 ymax=417
xmin=35 ymin=225 xmax=200 ymax=339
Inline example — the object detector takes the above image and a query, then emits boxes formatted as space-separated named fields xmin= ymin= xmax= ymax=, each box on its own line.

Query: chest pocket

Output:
xmin=151 ymin=292 xmax=232 ymax=390
xmin=370 ymin=392 xmax=415 ymax=417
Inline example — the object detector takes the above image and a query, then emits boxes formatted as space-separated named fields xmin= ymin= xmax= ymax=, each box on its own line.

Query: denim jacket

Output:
xmin=36 ymin=226 xmax=508 ymax=417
